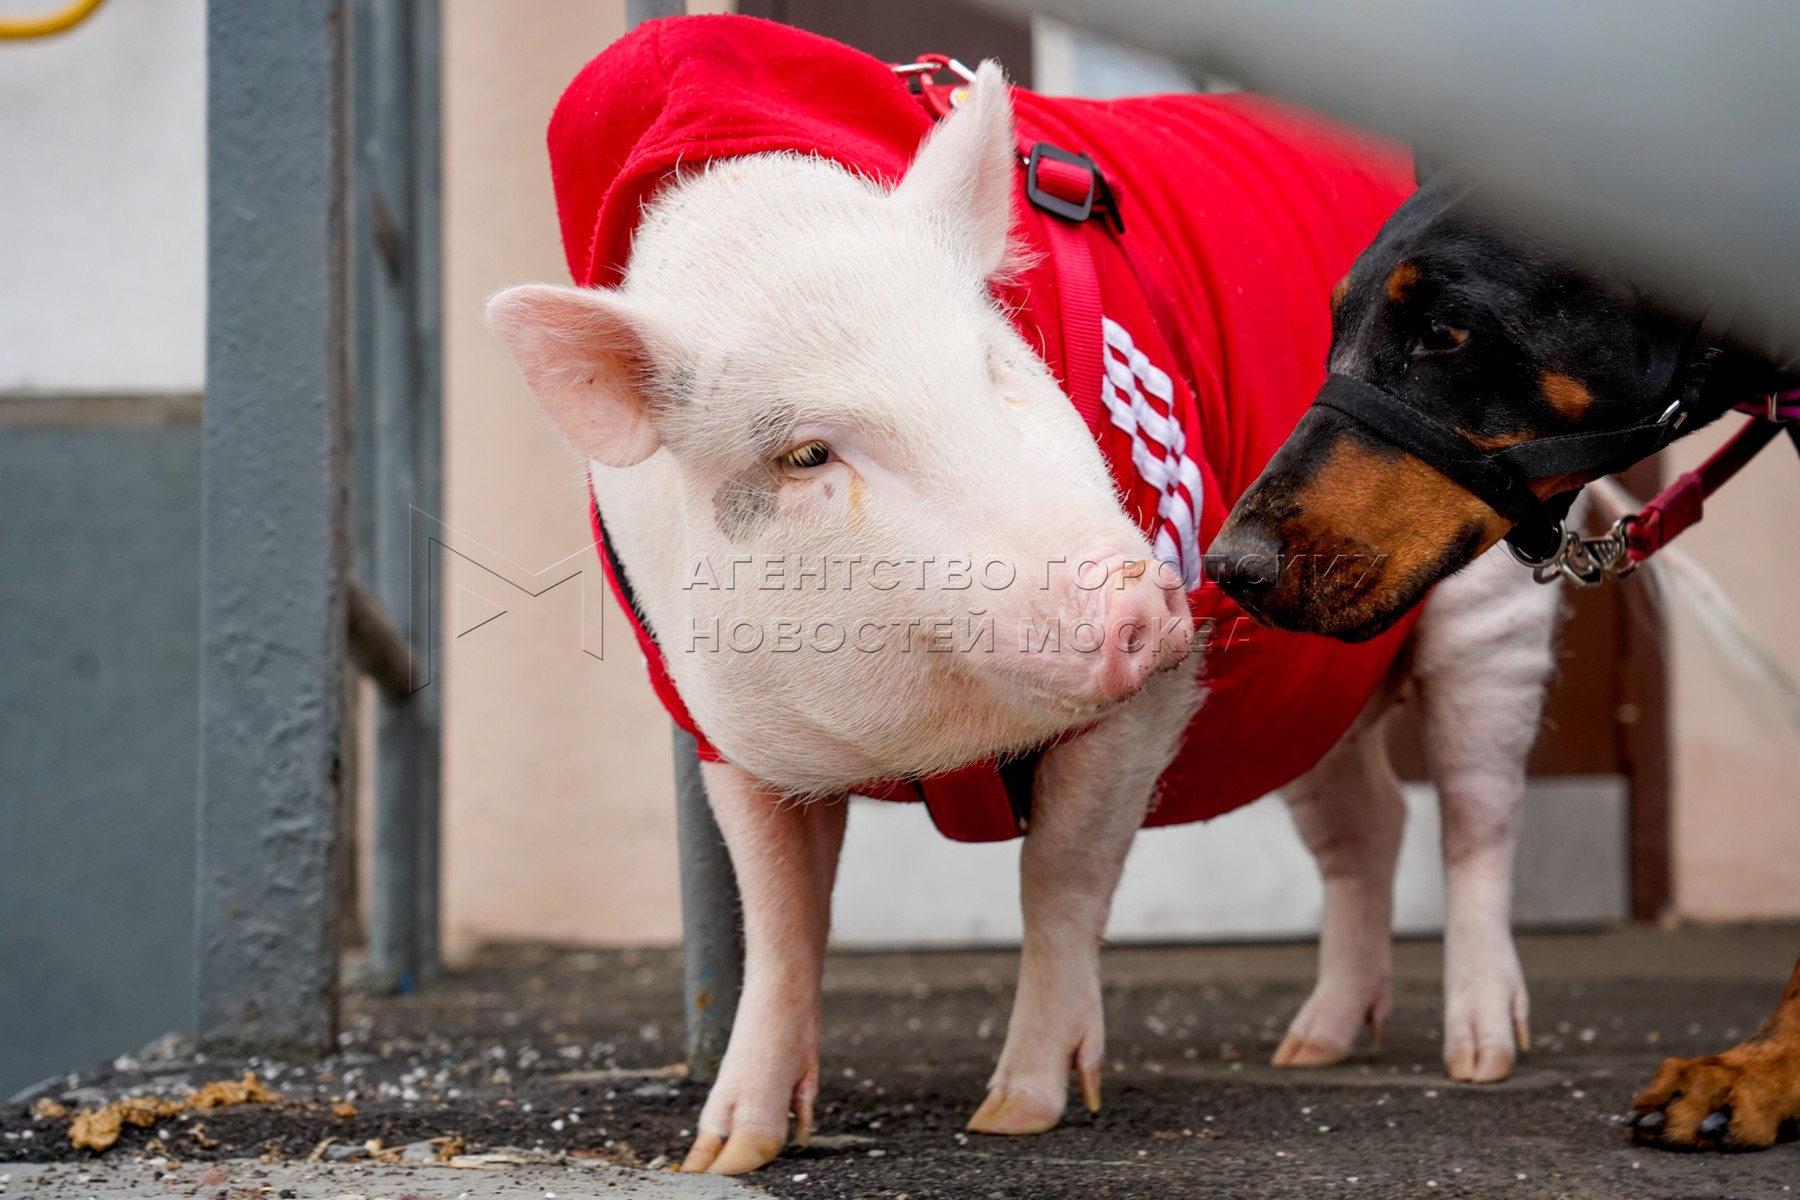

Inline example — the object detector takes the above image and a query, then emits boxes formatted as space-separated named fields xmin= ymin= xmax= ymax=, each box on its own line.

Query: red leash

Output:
xmin=1527 ymin=397 xmax=1798 ymax=588
xmin=1624 ymin=410 xmax=1798 ymax=565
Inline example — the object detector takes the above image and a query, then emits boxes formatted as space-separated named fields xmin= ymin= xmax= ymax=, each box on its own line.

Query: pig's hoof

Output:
xmin=1444 ymin=1039 xmax=1516 ymax=1083
xmin=967 ymin=1085 xmax=1067 ymax=1135
xmin=680 ymin=1127 xmax=787 ymax=1175
xmin=1272 ymin=1034 xmax=1352 ymax=1068
xmin=971 ymin=991 xmax=1105 ymax=1136
xmin=1272 ymin=977 xmax=1391 ymax=1069
xmin=1442 ymin=976 xmax=1528 ymax=1084
xmin=680 ymin=1050 xmax=817 ymax=1175
xmin=967 ymin=1050 xmax=1101 ymax=1135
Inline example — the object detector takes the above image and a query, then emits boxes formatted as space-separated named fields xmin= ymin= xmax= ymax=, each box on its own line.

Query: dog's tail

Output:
xmin=1587 ymin=477 xmax=1800 ymax=737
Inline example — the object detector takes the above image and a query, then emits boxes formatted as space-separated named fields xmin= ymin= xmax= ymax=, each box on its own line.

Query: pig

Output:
xmin=486 ymin=25 xmax=1563 ymax=1177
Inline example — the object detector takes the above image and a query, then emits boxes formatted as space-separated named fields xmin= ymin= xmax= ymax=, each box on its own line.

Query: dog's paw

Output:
xmin=1627 ymin=1042 xmax=1800 ymax=1152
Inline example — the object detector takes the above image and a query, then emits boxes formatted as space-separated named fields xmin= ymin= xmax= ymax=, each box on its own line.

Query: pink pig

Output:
xmin=487 ymin=19 xmax=1562 ymax=1177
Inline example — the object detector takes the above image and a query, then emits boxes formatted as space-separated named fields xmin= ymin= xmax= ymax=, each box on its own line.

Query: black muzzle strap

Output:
xmin=1312 ymin=374 xmax=1566 ymax=560
xmin=1487 ymin=421 xmax=1682 ymax=481
xmin=1311 ymin=358 xmax=1731 ymax=564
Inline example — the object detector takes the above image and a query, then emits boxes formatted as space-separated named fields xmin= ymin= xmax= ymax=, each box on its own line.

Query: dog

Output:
xmin=1211 ymin=165 xmax=1800 ymax=1152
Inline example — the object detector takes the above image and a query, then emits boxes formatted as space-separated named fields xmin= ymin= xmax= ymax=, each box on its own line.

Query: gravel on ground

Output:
xmin=5 ymin=924 xmax=1797 ymax=1199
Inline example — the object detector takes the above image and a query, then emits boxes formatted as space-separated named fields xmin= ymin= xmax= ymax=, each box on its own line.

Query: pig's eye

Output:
xmin=781 ymin=440 xmax=834 ymax=471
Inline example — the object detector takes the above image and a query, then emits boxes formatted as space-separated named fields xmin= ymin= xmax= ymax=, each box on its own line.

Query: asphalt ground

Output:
xmin=5 ymin=924 xmax=1798 ymax=1199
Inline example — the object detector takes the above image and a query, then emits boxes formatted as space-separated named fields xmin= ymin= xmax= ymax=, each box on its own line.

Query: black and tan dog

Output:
xmin=1209 ymin=170 xmax=1800 ymax=1152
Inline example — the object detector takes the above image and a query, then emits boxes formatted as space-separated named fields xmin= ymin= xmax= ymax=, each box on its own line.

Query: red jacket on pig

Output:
xmin=550 ymin=15 xmax=1418 ymax=841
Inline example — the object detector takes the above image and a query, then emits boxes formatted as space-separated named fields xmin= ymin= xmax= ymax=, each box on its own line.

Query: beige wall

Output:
xmin=1665 ymin=423 xmax=1800 ymax=920
xmin=436 ymin=2 xmax=1799 ymax=956
xmin=442 ymin=0 xmax=683 ymax=960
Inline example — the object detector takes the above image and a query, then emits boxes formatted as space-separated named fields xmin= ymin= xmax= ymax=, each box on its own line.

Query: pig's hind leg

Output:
xmin=680 ymin=761 xmax=848 ymax=1176
xmin=1412 ymin=545 xmax=1559 ymax=1083
xmin=968 ymin=663 xmax=1200 ymax=1136
xmin=1273 ymin=693 xmax=1407 ymax=1068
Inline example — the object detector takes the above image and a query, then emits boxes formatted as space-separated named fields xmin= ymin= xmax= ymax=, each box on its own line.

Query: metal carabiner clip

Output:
xmin=1511 ymin=516 xmax=1637 ymax=589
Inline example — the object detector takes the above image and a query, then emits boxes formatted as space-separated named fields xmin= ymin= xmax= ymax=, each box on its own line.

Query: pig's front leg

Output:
xmin=680 ymin=761 xmax=847 ymax=1176
xmin=968 ymin=664 xmax=1200 ymax=1135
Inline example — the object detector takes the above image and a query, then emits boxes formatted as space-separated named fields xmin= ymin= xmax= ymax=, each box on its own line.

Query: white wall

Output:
xmin=1031 ymin=15 xmax=1207 ymax=98
xmin=0 ymin=0 xmax=205 ymax=392
xmin=835 ymin=780 xmax=1626 ymax=948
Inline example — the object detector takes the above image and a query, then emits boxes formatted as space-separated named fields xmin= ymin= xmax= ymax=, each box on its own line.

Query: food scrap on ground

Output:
xmin=56 ymin=1072 xmax=280 ymax=1152
xmin=188 ymin=1071 xmax=281 ymax=1109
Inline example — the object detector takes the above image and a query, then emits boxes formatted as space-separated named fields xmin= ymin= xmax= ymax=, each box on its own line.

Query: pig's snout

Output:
xmin=1085 ymin=556 xmax=1193 ymax=703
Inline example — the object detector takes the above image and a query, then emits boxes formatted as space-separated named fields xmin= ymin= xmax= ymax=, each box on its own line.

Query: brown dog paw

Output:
xmin=1627 ymin=1038 xmax=1800 ymax=1151
xmin=1629 ymin=954 xmax=1800 ymax=1152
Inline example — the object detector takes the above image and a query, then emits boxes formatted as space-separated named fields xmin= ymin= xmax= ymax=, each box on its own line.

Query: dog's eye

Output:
xmin=781 ymin=440 xmax=834 ymax=471
xmin=1416 ymin=319 xmax=1470 ymax=354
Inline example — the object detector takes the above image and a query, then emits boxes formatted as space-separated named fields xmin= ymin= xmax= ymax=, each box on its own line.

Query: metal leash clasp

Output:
xmin=1511 ymin=515 xmax=1638 ymax=589
xmin=891 ymin=55 xmax=976 ymax=83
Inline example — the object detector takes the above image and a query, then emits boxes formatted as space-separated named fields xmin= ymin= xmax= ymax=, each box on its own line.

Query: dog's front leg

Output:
xmin=1274 ymin=694 xmax=1406 ymax=1067
xmin=1413 ymin=547 xmax=1560 ymax=1082
xmin=680 ymin=761 xmax=847 ymax=1176
xmin=967 ymin=662 xmax=1200 ymax=1135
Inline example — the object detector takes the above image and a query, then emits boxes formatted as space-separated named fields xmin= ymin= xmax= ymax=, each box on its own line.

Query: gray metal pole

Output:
xmin=408 ymin=0 xmax=446 ymax=985
xmin=619 ymin=0 xmax=746 ymax=1083
xmin=673 ymin=728 xmax=743 ymax=1083
xmin=198 ymin=0 xmax=349 ymax=1051
xmin=971 ymin=0 xmax=1800 ymax=371
xmin=355 ymin=0 xmax=418 ymax=993
xmin=354 ymin=0 xmax=444 ymax=993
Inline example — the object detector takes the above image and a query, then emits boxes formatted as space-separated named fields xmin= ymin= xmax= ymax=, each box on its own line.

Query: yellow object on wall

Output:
xmin=0 ymin=0 xmax=105 ymax=41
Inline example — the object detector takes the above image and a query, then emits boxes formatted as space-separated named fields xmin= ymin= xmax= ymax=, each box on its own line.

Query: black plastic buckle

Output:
xmin=1025 ymin=142 xmax=1095 ymax=221
xmin=1024 ymin=141 xmax=1121 ymax=230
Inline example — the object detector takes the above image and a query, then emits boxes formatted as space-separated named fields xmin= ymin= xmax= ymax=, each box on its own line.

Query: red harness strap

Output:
xmin=907 ymin=63 xmax=1189 ymax=443
xmin=1034 ymin=209 xmax=1108 ymax=434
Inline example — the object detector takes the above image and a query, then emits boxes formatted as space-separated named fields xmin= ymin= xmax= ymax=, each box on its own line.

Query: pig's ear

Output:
xmin=484 ymin=284 xmax=665 ymax=467
xmin=895 ymin=59 xmax=1017 ymax=278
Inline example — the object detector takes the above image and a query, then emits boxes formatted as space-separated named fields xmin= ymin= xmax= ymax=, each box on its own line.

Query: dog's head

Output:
xmin=1209 ymin=172 xmax=1760 ymax=641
